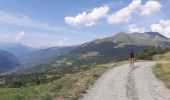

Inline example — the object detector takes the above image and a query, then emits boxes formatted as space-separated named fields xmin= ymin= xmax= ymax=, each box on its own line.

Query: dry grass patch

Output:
xmin=153 ymin=63 xmax=170 ymax=89
xmin=153 ymin=51 xmax=170 ymax=89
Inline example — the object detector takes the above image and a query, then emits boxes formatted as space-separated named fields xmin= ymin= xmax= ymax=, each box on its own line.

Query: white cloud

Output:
xmin=107 ymin=0 xmax=162 ymax=24
xmin=0 ymin=34 xmax=13 ymax=42
xmin=0 ymin=31 xmax=70 ymax=47
xmin=107 ymin=0 xmax=141 ymax=24
xmin=151 ymin=19 xmax=170 ymax=38
xmin=0 ymin=11 xmax=63 ymax=32
xmin=0 ymin=31 xmax=26 ymax=42
xmin=65 ymin=0 xmax=162 ymax=26
xmin=15 ymin=31 xmax=26 ymax=41
xmin=58 ymin=37 xmax=69 ymax=46
xmin=65 ymin=6 xmax=109 ymax=26
xmin=128 ymin=24 xmax=145 ymax=33
xmin=140 ymin=0 xmax=162 ymax=17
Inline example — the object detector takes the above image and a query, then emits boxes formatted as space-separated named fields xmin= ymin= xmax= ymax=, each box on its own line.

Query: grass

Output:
xmin=80 ymin=52 xmax=99 ymax=59
xmin=153 ymin=52 xmax=170 ymax=62
xmin=0 ymin=61 xmax=125 ymax=100
xmin=153 ymin=51 xmax=170 ymax=89
xmin=153 ymin=63 xmax=170 ymax=89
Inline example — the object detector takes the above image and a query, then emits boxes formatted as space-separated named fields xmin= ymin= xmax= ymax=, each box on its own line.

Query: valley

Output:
xmin=1 ymin=0 xmax=170 ymax=99
xmin=0 ymin=32 xmax=170 ymax=100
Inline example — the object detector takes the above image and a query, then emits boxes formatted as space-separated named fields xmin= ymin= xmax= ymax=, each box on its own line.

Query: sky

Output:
xmin=0 ymin=0 xmax=170 ymax=48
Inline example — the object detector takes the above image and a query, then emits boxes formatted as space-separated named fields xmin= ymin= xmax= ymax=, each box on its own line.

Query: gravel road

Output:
xmin=80 ymin=62 xmax=170 ymax=100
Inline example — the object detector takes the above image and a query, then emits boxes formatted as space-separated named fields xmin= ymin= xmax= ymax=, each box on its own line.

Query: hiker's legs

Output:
xmin=129 ymin=58 xmax=132 ymax=67
xmin=131 ymin=58 xmax=134 ymax=67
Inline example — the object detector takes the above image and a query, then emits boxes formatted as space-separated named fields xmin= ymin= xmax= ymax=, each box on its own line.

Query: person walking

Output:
xmin=129 ymin=49 xmax=135 ymax=68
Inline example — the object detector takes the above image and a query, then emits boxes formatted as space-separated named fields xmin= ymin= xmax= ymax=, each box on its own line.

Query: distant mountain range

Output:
xmin=1 ymin=32 xmax=170 ymax=73
xmin=0 ymin=42 xmax=77 ymax=72
xmin=0 ymin=50 xmax=20 ymax=72
xmin=19 ymin=32 xmax=170 ymax=74
xmin=19 ymin=46 xmax=77 ymax=67
xmin=0 ymin=42 xmax=36 ymax=58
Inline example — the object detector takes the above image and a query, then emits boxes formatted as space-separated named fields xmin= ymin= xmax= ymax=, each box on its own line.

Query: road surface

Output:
xmin=81 ymin=62 xmax=170 ymax=100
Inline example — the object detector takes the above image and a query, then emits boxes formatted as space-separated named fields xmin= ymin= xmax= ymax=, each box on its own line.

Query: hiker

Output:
xmin=129 ymin=49 xmax=135 ymax=68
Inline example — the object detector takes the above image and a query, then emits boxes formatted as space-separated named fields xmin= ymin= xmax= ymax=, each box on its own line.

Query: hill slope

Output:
xmin=0 ymin=42 xmax=36 ymax=58
xmin=0 ymin=50 xmax=20 ymax=72
xmin=69 ymin=32 xmax=170 ymax=63
xmin=19 ymin=46 xmax=77 ymax=67
xmin=16 ymin=32 xmax=170 ymax=73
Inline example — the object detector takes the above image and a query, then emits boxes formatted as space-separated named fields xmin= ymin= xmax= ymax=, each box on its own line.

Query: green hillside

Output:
xmin=0 ymin=61 xmax=125 ymax=100
xmin=1 ymin=32 xmax=170 ymax=100
xmin=0 ymin=50 xmax=20 ymax=72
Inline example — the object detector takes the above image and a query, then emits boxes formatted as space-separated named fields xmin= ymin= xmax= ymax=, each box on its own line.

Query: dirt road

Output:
xmin=81 ymin=62 xmax=170 ymax=100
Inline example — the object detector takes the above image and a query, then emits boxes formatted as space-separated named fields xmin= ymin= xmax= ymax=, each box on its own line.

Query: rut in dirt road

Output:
xmin=80 ymin=62 xmax=170 ymax=100
xmin=126 ymin=67 xmax=138 ymax=100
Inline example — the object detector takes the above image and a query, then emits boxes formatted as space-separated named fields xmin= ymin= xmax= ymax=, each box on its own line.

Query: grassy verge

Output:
xmin=0 ymin=61 xmax=126 ymax=100
xmin=153 ymin=63 xmax=170 ymax=89
xmin=153 ymin=51 xmax=170 ymax=89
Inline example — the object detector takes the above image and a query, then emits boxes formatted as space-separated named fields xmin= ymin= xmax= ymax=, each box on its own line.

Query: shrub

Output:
xmin=40 ymin=93 xmax=53 ymax=100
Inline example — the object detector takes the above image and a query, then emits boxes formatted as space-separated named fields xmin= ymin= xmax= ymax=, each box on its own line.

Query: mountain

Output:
xmin=0 ymin=42 xmax=36 ymax=58
xmin=84 ymin=32 xmax=169 ymax=47
xmin=14 ymin=32 xmax=170 ymax=73
xmin=0 ymin=50 xmax=20 ymax=72
xmin=68 ymin=32 xmax=170 ymax=63
xmin=128 ymin=32 xmax=170 ymax=47
xmin=19 ymin=46 xmax=77 ymax=67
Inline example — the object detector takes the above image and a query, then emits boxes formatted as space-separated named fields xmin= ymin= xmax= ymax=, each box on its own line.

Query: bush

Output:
xmin=14 ymin=94 xmax=25 ymax=100
xmin=40 ymin=93 xmax=53 ymax=100
xmin=138 ymin=47 xmax=162 ymax=60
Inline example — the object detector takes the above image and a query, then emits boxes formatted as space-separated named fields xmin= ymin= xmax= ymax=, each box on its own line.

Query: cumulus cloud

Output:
xmin=140 ymin=0 xmax=162 ymax=17
xmin=107 ymin=0 xmax=141 ymax=24
xmin=151 ymin=19 xmax=170 ymax=38
xmin=128 ymin=24 xmax=145 ymax=33
xmin=65 ymin=0 xmax=162 ymax=26
xmin=58 ymin=37 xmax=69 ymax=46
xmin=65 ymin=6 xmax=109 ymax=26
xmin=0 ymin=11 xmax=63 ymax=32
xmin=107 ymin=0 xmax=162 ymax=24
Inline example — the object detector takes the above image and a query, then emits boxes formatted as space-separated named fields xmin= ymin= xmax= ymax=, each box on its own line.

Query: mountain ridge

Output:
xmin=19 ymin=46 xmax=78 ymax=68
xmin=67 ymin=32 xmax=170 ymax=64
xmin=0 ymin=42 xmax=36 ymax=58
xmin=0 ymin=50 xmax=20 ymax=72
xmin=7 ymin=32 xmax=170 ymax=73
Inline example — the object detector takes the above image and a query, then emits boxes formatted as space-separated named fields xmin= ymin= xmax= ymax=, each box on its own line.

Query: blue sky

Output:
xmin=0 ymin=0 xmax=169 ymax=48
